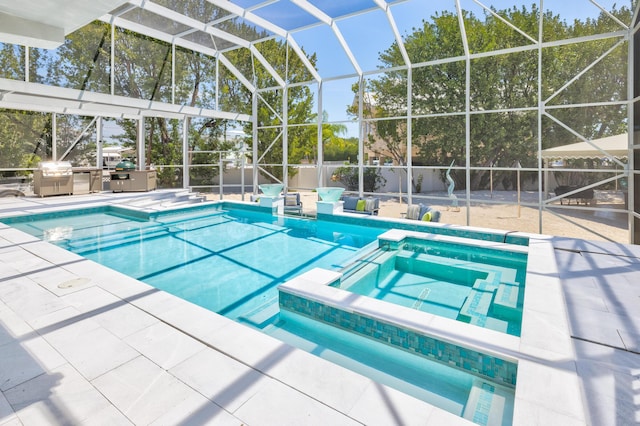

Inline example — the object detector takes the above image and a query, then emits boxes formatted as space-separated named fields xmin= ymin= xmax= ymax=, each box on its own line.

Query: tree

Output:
xmin=360 ymin=4 xmax=631 ymax=190
xmin=0 ymin=110 xmax=51 ymax=176
xmin=324 ymin=136 xmax=358 ymax=162
xmin=331 ymin=166 xmax=386 ymax=192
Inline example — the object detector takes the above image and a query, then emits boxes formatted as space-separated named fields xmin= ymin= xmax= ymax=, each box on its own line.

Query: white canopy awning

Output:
xmin=541 ymin=133 xmax=629 ymax=160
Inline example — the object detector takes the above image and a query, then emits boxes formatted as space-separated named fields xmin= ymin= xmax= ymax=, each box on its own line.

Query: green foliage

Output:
xmin=0 ymin=43 xmax=25 ymax=80
xmin=331 ymin=166 xmax=387 ymax=192
xmin=0 ymin=110 xmax=51 ymax=173
xmin=324 ymin=137 xmax=358 ymax=162
xmin=229 ymin=39 xmax=319 ymax=181
xmin=360 ymin=4 xmax=631 ymax=190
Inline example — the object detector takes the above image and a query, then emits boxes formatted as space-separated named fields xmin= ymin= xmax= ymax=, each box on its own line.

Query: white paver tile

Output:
xmin=169 ymin=348 xmax=269 ymax=413
xmin=27 ymin=305 xmax=96 ymax=333
xmin=617 ymin=329 xmax=640 ymax=353
xmin=91 ymin=356 xmax=198 ymax=425
xmin=521 ymin=276 xmax=565 ymax=316
xmin=568 ymin=310 xmax=628 ymax=349
xmin=4 ymin=363 xmax=123 ymax=425
xmin=148 ymin=393 xmax=239 ymax=426
xmin=200 ymin=320 xmax=292 ymax=368
xmin=43 ymin=321 xmax=139 ymax=381
xmin=0 ymin=229 xmax=40 ymax=246
xmin=78 ymin=404 xmax=134 ymax=426
xmin=425 ymin=406 xmax=474 ymax=426
xmin=62 ymin=286 xmax=158 ymax=338
xmin=261 ymin=346 xmax=372 ymax=414
xmin=159 ymin=301 xmax=233 ymax=342
xmin=348 ymin=381 xmax=437 ymax=426
xmin=60 ymin=258 xmax=120 ymax=282
xmin=573 ymin=339 xmax=637 ymax=366
xmin=512 ymin=398 xmax=587 ymax=426
xmin=27 ymin=267 xmax=94 ymax=297
xmin=22 ymin=241 xmax=84 ymax=266
xmin=233 ymin=377 xmax=360 ymax=426
xmin=0 ymin=336 xmax=67 ymax=392
xmin=0 ymin=302 xmax=34 ymax=346
xmin=514 ymin=359 xmax=585 ymax=422
xmin=0 ymin=390 xmax=16 ymax=423
xmin=0 ymin=277 xmax=68 ymax=322
xmin=562 ymin=287 xmax=610 ymax=312
xmin=575 ymin=357 xmax=638 ymax=425
xmin=520 ymin=308 xmax=573 ymax=358
xmin=126 ymin=286 xmax=186 ymax=315
xmin=0 ymin=415 xmax=22 ymax=426
xmin=0 ymin=259 xmax=20 ymax=281
xmin=124 ymin=321 xmax=207 ymax=370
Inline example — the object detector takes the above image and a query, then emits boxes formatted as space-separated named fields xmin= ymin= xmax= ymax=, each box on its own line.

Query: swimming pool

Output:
xmin=4 ymin=204 xmax=381 ymax=325
xmin=2 ymin=202 xmax=520 ymax=425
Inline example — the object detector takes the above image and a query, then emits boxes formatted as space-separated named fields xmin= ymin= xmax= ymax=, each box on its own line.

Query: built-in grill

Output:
xmin=34 ymin=161 xmax=74 ymax=197
xmin=109 ymin=161 xmax=157 ymax=192
xmin=111 ymin=160 xmax=136 ymax=180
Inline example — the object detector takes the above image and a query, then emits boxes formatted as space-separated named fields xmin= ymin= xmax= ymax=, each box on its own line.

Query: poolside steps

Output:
xmin=394 ymin=250 xmax=487 ymax=286
xmin=458 ymin=284 xmax=496 ymax=327
xmin=340 ymin=250 xmax=396 ymax=293
xmin=64 ymin=226 xmax=171 ymax=253
xmin=117 ymin=190 xmax=206 ymax=211
xmin=61 ymin=213 xmax=227 ymax=253
xmin=458 ymin=282 xmax=520 ymax=328
xmin=391 ymin=250 xmax=523 ymax=328
xmin=492 ymin=282 xmax=521 ymax=322
xmin=463 ymin=379 xmax=514 ymax=426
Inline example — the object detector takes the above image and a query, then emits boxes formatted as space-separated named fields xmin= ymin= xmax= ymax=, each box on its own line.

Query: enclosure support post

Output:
xmin=137 ymin=117 xmax=145 ymax=170
xmin=51 ymin=113 xmax=57 ymax=161
xmin=252 ymin=91 xmax=258 ymax=194
xmin=96 ymin=117 xmax=103 ymax=170
xmin=183 ymin=117 xmax=189 ymax=190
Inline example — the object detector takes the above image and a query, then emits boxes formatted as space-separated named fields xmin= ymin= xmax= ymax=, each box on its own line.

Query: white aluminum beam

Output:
xmin=0 ymin=78 xmax=250 ymax=121
xmin=0 ymin=12 xmax=64 ymax=49
xmin=374 ymin=0 xmax=411 ymax=67
xmin=126 ymin=0 xmax=251 ymax=49
xmin=250 ymin=45 xmax=286 ymax=88
xmin=205 ymin=0 xmax=288 ymax=39
xmin=291 ymin=0 xmax=361 ymax=75
xmin=103 ymin=16 xmax=256 ymax=94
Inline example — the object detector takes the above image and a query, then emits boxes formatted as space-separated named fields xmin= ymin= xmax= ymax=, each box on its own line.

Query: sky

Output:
xmin=284 ymin=0 xmax=631 ymax=138
xmin=102 ymin=0 xmax=631 ymax=142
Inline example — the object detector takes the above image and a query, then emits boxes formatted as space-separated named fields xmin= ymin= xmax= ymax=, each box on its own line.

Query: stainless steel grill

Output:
xmin=34 ymin=161 xmax=73 ymax=197
xmin=37 ymin=161 xmax=72 ymax=177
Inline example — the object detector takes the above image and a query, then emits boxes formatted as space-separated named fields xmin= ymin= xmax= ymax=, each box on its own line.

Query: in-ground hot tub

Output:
xmin=338 ymin=230 xmax=528 ymax=336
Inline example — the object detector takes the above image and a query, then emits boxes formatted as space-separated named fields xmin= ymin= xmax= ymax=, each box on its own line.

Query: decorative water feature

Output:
xmin=316 ymin=187 xmax=345 ymax=215
xmin=258 ymin=183 xmax=284 ymax=213
xmin=259 ymin=183 xmax=284 ymax=196
xmin=446 ymin=160 xmax=460 ymax=211
xmin=316 ymin=187 xmax=344 ymax=202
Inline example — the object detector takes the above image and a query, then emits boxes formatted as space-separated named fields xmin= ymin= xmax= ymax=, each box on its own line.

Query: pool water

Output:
xmin=8 ymin=206 xmax=381 ymax=325
xmin=339 ymin=238 xmax=527 ymax=336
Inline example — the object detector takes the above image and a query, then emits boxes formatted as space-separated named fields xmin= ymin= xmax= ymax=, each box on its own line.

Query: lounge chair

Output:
xmin=283 ymin=193 xmax=303 ymax=215
xmin=341 ymin=195 xmax=380 ymax=215
xmin=405 ymin=204 xmax=441 ymax=222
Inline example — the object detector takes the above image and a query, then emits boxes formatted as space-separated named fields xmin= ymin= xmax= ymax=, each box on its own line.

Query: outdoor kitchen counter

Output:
xmin=72 ymin=168 xmax=102 ymax=194
xmin=109 ymin=169 xmax=157 ymax=192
